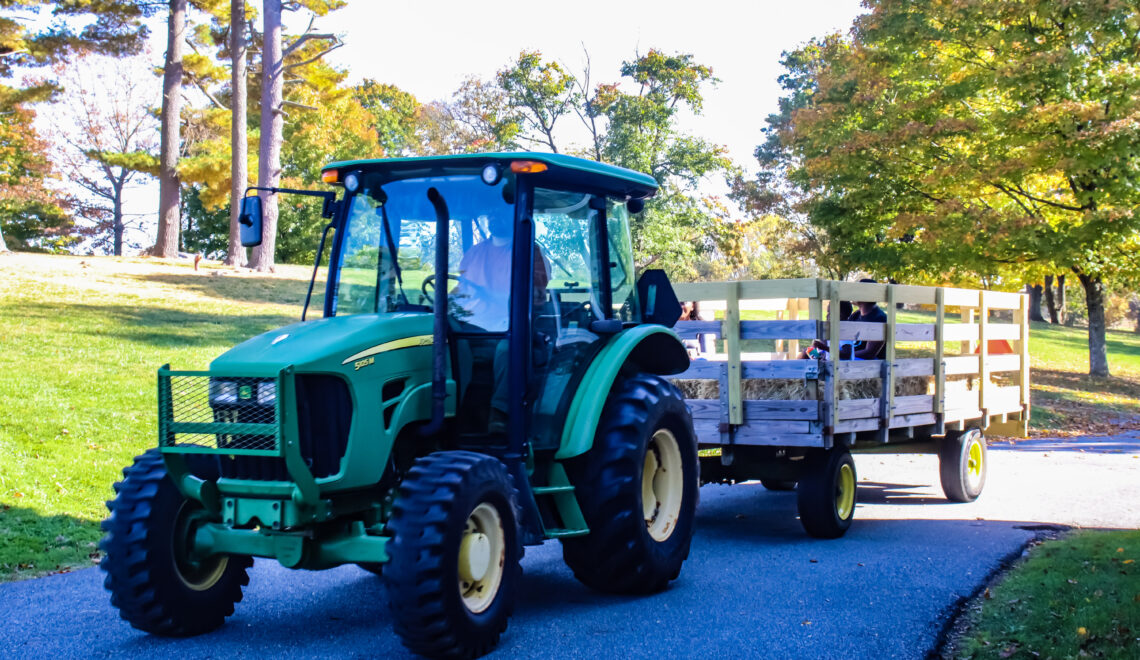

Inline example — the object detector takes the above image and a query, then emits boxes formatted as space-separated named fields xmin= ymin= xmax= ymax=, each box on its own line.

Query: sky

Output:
xmin=311 ymin=0 xmax=866 ymax=171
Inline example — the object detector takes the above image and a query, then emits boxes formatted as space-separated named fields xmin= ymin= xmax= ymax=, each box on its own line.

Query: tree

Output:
xmin=762 ymin=1 xmax=1140 ymax=376
xmin=46 ymin=56 xmax=159 ymax=255
xmin=155 ymin=0 xmax=188 ymax=258
xmin=248 ymin=0 xmax=344 ymax=272
xmin=226 ymin=0 xmax=248 ymax=266
xmin=497 ymin=51 xmax=577 ymax=153
xmin=0 ymin=97 xmax=74 ymax=252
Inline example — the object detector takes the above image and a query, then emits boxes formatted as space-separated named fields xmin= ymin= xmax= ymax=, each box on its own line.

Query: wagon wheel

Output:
xmin=939 ymin=428 xmax=987 ymax=502
xmin=796 ymin=447 xmax=857 ymax=539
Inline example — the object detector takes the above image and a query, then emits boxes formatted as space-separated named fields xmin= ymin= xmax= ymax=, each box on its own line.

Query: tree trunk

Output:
xmin=249 ymin=0 xmax=282 ymax=272
xmin=225 ymin=0 xmax=248 ymax=267
xmin=154 ymin=0 xmax=186 ymax=258
xmin=1026 ymin=284 xmax=1046 ymax=322
xmin=1077 ymin=272 xmax=1110 ymax=378
xmin=1043 ymin=274 xmax=1058 ymax=324
xmin=0 ymin=225 xmax=8 ymax=252
xmin=1056 ymin=274 xmax=1066 ymax=325
xmin=112 ymin=179 xmax=124 ymax=256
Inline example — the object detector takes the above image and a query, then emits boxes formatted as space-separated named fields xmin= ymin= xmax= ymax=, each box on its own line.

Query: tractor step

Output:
xmin=543 ymin=527 xmax=589 ymax=538
xmin=532 ymin=485 xmax=575 ymax=495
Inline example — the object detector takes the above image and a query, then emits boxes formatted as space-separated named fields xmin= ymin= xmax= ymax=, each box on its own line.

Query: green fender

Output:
xmin=555 ymin=324 xmax=690 ymax=460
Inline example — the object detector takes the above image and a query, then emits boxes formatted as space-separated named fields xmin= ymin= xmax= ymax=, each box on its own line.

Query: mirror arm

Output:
xmin=244 ymin=186 xmax=338 ymax=219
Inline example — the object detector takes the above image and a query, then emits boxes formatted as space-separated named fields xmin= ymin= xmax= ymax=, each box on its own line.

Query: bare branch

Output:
xmin=283 ymin=41 xmax=343 ymax=71
xmin=282 ymin=99 xmax=317 ymax=111
xmin=283 ymin=31 xmax=338 ymax=58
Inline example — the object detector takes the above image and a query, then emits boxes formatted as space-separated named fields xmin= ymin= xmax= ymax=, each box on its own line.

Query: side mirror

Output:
xmin=637 ymin=269 xmax=682 ymax=328
xmin=627 ymin=198 xmax=645 ymax=214
xmin=239 ymin=195 xmax=263 ymax=247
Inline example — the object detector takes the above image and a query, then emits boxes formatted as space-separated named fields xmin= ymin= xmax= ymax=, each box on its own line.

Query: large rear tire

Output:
xmin=100 ymin=449 xmax=252 ymax=636
xmin=385 ymin=451 xmax=522 ymax=659
xmin=796 ymin=447 xmax=857 ymax=539
xmin=561 ymin=374 xmax=698 ymax=594
xmin=940 ymin=428 xmax=987 ymax=502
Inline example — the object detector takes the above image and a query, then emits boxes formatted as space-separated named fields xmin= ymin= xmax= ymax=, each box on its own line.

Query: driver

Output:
xmin=454 ymin=213 xmax=550 ymax=331
xmin=454 ymin=213 xmax=551 ymax=434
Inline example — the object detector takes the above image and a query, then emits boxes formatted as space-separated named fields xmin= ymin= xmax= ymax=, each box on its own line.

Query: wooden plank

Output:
xmin=882 ymin=287 xmax=897 ymax=442
xmin=739 ymin=320 xmax=819 ymax=340
xmin=670 ymin=281 xmax=729 ymax=302
xmin=838 ymin=398 xmax=879 ymax=420
xmin=1017 ymin=291 xmax=1031 ymax=436
xmin=935 ymin=287 xmax=946 ymax=434
xmin=725 ymin=283 xmax=742 ymax=425
xmin=944 ymin=287 xmax=1022 ymax=309
xmin=985 ymin=354 xmax=1022 ymax=373
xmin=893 ymin=394 xmax=934 ymax=416
xmin=738 ymin=278 xmax=821 ymax=300
xmin=673 ymin=320 xmax=721 ymax=339
xmin=942 ymin=322 xmax=1020 ymax=342
xmin=838 ymin=360 xmax=883 ymax=379
xmin=828 ymin=284 xmax=841 ymax=430
xmin=890 ymin=284 xmax=938 ymax=305
xmin=806 ymin=296 xmax=823 ymax=406
xmin=945 ymin=389 xmax=981 ymax=411
xmin=979 ymin=290 xmax=988 ymax=415
xmin=889 ymin=412 xmax=937 ymax=428
xmin=741 ymin=360 xmax=820 ymax=379
xmin=895 ymin=323 xmax=935 ymax=341
xmin=838 ymin=321 xmax=886 ymax=341
xmin=684 ymin=399 xmax=723 ymax=420
xmin=895 ymin=358 xmax=934 ymax=378
xmin=674 ymin=361 xmax=721 ymax=379
xmin=692 ymin=418 xmax=813 ymax=440
xmin=944 ymin=355 xmax=981 ymax=376
xmin=835 ymin=281 xmax=889 ymax=303
xmin=730 ymin=429 xmax=826 ymax=448
xmin=834 ymin=418 xmax=879 ymax=433
xmin=743 ymin=399 xmax=820 ymax=421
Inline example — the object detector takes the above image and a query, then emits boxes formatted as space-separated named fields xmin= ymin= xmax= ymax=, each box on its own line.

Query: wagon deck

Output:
xmin=669 ymin=278 xmax=1030 ymax=537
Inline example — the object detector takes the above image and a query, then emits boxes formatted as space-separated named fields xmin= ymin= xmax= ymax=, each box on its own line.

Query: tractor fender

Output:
xmin=555 ymin=325 xmax=689 ymax=460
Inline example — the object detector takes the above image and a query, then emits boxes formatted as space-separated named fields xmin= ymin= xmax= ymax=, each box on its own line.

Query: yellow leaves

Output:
xmin=1078 ymin=626 xmax=1088 ymax=637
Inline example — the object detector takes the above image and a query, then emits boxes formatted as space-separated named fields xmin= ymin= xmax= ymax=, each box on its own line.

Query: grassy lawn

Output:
xmin=950 ymin=530 xmax=1140 ymax=659
xmin=0 ymin=253 xmax=322 ymax=581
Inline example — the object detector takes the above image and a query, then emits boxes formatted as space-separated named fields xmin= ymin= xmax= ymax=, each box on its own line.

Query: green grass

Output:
xmin=952 ymin=530 xmax=1140 ymax=659
xmin=0 ymin=254 xmax=322 ymax=581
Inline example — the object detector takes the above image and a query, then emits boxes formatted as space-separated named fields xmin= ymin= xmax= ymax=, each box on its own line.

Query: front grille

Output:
xmin=160 ymin=369 xmax=353 ymax=482
xmin=163 ymin=375 xmax=279 ymax=453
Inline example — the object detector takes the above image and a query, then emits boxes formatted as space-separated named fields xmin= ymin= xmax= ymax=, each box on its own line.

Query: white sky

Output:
xmin=313 ymin=0 xmax=865 ymax=171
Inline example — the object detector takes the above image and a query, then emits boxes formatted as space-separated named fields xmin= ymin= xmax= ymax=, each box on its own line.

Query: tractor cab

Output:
xmin=316 ymin=153 xmax=664 ymax=447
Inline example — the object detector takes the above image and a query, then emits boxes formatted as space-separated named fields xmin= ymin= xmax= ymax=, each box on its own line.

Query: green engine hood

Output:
xmin=209 ymin=312 xmax=435 ymax=375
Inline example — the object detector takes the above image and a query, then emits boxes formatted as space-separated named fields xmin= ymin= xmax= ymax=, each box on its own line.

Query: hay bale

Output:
xmin=671 ymin=372 xmax=997 ymax=403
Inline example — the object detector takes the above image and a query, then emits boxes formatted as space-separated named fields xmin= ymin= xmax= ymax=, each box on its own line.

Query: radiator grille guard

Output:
xmin=158 ymin=369 xmax=282 ymax=456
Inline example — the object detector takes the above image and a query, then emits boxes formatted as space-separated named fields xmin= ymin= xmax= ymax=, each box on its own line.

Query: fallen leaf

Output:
xmin=1118 ymin=548 xmax=1125 ymax=553
xmin=984 ymin=588 xmax=992 ymax=600
xmin=1068 ymin=579 xmax=1079 ymax=584
xmin=801 ymin=620 xmax=812 ymax=626
xmin=1000 ymin=644 xmax=1019 ymax=658
xmin=810 ymin=559 xmax=818 ymax=563
xmin=1078 ymin=626 xmax=1088 ymax=636
xmin=1125 ymin=559 xmax=1134 ymax=565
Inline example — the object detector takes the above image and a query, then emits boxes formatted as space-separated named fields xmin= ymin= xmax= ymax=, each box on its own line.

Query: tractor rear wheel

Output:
xmin=100 ymin=449 xmax=252 ymax=636
xmin=385 ymin=451 xmax=522 ymax=659
xmin=796 ymin=447 xmax=857 ymax=539
xmin=562 ymin=374 xmax=698 ymax=594
xmin=940 ymin=429 xmax=987 ymax=502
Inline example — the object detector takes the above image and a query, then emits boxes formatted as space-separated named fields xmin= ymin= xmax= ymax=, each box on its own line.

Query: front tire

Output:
xmin=939 ymin=429 xmax=987 ymax=502
xmin=796 ymin=447 xmax=857 ymax=539
xmin=561 ymin=374 xmax=698 ymax=594
xmin=385 ymin=451 xmax=522 ymax=659
xmin=100 ymin=449 xmax=252 ymax=636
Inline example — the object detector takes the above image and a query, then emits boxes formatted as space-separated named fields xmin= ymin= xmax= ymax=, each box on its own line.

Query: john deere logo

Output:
xmin=239 ymin=385 xmax=253 ymax=400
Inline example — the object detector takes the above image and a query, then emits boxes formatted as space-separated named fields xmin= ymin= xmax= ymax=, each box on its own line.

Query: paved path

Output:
xmin=3 ymin=434 xmax=1138 ymax=659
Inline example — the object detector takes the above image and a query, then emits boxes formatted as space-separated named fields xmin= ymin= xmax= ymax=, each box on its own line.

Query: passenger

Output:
xmin=801 ymin=300 xmax=852 ymax=359
xmin=844 ymin=278 xmax=887 ymax=360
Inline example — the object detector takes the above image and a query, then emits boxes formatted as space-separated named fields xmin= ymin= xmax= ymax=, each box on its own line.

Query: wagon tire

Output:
xmin=385 ymin=451 xmax=522 ymax=659
xmin=100 ymin=449 xmax=252 ymax=636
xmin=761 ymin=479 xmax=797 ymax=491
xmin=939 ymin=429 xmax=987 ymax=502
xmin=797 ymin=447 xmax=857 ymax=539
xmin=561 ymin=374 xmax=698 ymax=594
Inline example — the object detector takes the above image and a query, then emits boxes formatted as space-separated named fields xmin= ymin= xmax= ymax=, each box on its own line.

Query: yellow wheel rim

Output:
xmin=643 ymin=429 xmax=684 ymax=542
xmin=173 ymin=504 xmax=229 ymax=592
xmin=458 ymin=502 xmax=505 ymax=614
xmin=835 ymin=463 xmax=856 ymax=521
xmin=965 ymin=436 xmax=985 ymax=490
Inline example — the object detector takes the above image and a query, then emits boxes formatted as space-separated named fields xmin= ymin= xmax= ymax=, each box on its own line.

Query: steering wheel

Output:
xmin=421 ymin=273 xmax=462 ymax=304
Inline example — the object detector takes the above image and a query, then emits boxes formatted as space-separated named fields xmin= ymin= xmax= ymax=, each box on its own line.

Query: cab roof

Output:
xmin=322 ymin=152 xmax=658 ymax=200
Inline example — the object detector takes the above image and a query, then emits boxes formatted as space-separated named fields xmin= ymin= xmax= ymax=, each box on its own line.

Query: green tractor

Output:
xmin=100 ymin=153 xmax=699 ymax=657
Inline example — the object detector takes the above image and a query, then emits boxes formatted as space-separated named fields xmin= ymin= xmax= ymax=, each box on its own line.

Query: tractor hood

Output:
xmin=210 ymin=312 xmax=434 ymax=376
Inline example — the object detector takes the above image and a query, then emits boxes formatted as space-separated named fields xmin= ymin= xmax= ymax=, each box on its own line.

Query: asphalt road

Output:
xmin=4 ymin=432 xmax=1138 ymax=659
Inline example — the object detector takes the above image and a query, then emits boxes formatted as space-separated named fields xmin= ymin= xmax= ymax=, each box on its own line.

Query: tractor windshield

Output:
xmin=331 ymin=174 xmax=512 ymax=322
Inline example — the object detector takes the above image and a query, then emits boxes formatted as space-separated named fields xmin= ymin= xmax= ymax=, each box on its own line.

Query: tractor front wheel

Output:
xmin=796 ymin=447 xmax=857 ymax=539
xmin=100 ymin=449 xmax=252 ymax=636
xmin=940 ymin=429 xmax=987 ymax=502
xmin=562 ymin=374 xmax=698 ymax=594
xmin=385 ymin=451 xmax=522 ymax=659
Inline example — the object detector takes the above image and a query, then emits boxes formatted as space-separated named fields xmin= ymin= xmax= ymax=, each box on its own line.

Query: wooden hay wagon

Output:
xmin=670 ymin=278 xmax=1031 ymax=538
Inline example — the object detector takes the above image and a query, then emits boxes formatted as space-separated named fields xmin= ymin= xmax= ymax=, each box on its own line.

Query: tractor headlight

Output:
xmin=209 ymin=380 xmax=238 ymax=404
xmin=257 ymin=381 xmax=277 ymax=406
